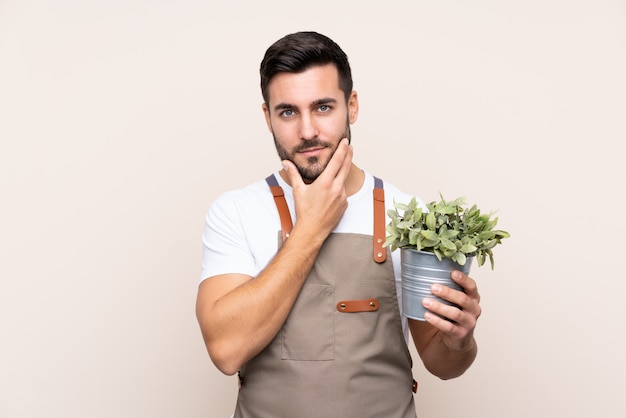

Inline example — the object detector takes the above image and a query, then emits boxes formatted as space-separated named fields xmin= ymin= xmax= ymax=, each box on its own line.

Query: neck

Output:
xmin=344 ymin=163 xmax=365 ymax=196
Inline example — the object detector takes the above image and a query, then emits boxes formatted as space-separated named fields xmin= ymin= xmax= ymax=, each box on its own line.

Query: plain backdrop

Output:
xmin=1 ymin=1 xmax=625 ymax=417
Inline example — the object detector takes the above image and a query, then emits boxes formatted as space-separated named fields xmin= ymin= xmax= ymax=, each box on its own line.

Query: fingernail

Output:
xmin=423 ymin=298 xmax=432 ymax=307
xmin=431 ymin=284 xmax=442 ymax=294
xmin=281 ymin=161 xmax=289 ymax=172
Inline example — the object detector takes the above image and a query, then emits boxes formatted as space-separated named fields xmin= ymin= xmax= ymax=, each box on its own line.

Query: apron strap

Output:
xmin=265 ymin=173 xmax=387 ymax=264
xmin=373 ymin=176 xmax=387 ymax=264
xmin=265 ymin=174 xmax=293 ymax=242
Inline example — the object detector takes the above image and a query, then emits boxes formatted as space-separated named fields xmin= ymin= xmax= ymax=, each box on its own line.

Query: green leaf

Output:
xmin=460 ymin=243 xmax=477 ymax=253
xmin=454 ymin=252 xmax=467 ymax=265
xmin=436 ymin=204 xmax=457 ymax=215
xmin=420 ymin=230 xmax=439 ymax=241
xmin=487 ymin=249 xmax=495 ymax=269
xmin=480 ymin=240 xmax=498 ymax=250
xmin=477 ymin=231 xmax=496 ymax=240
xmin=396 ymin=221 xmax=413 ymax=229
xmin=439 ymin=230 xmax=457 ymax=241
xmin=425 ymin=212 xmax=436 ymax=230
xmin=443 ymin=249 xmax=457 ymax=258
xmin=433 ymin=248 xmax=444 ymax=261
xmin=395 ymin=202 xmax=410 ymax=212
xmin=495 ymin=230 xmax=511 ymax=239
xmin=447 ymin=196 xmax=467 ymax=207
xmin=421 ymin=239 xmax=439 ymax=248
xmin=408 ymin=230 xmax=419 ymax=246
xmin=440 ymin=238 xmax=457 ymax=251
xmin=382 ymin=235 xmax=397 ymax=248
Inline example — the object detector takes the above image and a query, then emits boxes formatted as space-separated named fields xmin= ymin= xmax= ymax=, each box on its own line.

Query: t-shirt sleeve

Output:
xmin=199 ymin=193 xmax=258 ymax=283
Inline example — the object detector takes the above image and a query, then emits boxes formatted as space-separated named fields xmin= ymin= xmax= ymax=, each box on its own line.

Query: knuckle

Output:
xmin=456 ymin=292 xmax=471 ymax=307
xmin=443 ymin=319 xmax=456 ymax=334
xmin=448 ymin=308 xmax=464 ymax=323
xmin=463 ymin=279 xmax=477 ymax=293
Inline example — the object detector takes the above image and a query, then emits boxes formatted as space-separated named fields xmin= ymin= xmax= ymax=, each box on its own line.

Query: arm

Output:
xmin=408 ymin=270 xmax=481 ymax=380
xmin=196 ymin=139 xmax=353 ymax=375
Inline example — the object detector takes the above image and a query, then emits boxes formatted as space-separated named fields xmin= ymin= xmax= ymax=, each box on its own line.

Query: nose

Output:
xmin=299 ymin=113 xmax=318 ymax=141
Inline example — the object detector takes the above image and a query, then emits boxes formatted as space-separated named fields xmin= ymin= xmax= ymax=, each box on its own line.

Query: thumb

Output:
xmin=281 ymin=160 xmax=304 ymax=188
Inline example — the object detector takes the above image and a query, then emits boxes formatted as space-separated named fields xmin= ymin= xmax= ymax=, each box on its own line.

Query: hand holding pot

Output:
xmin=422 ymin=270 xmax=482 ymax=352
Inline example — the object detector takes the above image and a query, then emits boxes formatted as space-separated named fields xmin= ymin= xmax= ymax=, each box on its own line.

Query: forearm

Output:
xmin=197 ymin=224 xmax=326 ymax=375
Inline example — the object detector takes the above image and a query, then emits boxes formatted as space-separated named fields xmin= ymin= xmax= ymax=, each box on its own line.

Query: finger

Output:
xmin=422 ymin=308 xmax=475 ymax=352
xmin=422 ymin=306 xmax=460 ymax=335
xmin=422 ymin=298 xmax=477 ymax=342
xmin=431 ymin=283 xmax=481 ymax=319
xmin=423 ymin=297 xmax=471 ymax=326
xmin=335 ymin=139 xmax=353 ymax=181
xmin=318 ymin=138 xmax=351 ymax=181
xmin=451 ymin=270 xmax=480 ymax=303
xmin=281 ymin=159 xmax=304 ymax=188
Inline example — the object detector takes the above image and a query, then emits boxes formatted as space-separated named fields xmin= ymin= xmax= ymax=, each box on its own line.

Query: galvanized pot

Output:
xmin=400 ymin=248 xmax=473 ymax=321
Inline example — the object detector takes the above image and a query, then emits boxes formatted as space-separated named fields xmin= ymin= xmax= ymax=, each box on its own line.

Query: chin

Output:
xmin=295 ymin=161 xmax=327 ymax=183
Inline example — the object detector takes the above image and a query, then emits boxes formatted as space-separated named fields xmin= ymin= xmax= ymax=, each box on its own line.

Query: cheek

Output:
xmin=317 ymin=116 xmax=343 ymax=133
xmin=271 ymin=122 xmax=296 ymax=142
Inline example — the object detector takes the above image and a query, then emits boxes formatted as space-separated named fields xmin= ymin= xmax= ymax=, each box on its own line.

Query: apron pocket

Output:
xmin=281 ymin=283 xmax=335 ymax=361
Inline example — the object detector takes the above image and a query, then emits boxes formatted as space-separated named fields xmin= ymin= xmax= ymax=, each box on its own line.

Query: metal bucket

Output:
xmin=400 ymin=248 xmax=473 ymax=321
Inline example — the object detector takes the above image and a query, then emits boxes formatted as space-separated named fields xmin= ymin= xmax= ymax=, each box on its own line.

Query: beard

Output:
xmin=273 ymin=122 xmax=351 ymax=183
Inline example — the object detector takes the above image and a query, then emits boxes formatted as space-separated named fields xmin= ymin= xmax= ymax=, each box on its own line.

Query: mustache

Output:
xmin=293 ymin=139 xmax=334 ymax=153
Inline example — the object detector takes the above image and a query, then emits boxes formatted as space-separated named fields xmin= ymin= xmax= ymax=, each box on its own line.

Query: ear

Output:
xmin=348 ymin=91 xmax=359 ymax=124
xmin=262 ymin=102 xmax=272 ymax=133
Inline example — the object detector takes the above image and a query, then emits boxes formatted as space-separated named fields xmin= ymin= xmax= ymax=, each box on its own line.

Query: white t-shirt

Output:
xmin=200 ymin=171 xmax=424 ymax=340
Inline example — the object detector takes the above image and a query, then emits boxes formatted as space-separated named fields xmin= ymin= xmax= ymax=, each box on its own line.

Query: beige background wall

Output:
xmin=1 ymin=1 xmax=625 ymax=417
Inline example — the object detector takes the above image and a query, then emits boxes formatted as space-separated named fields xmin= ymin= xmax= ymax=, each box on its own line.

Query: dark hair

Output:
xmin=260 ymin=31 xmax=353 ymax=105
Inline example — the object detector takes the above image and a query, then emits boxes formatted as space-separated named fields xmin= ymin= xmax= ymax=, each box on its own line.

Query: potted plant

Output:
xmin=383 ymin=195 xmax=510 ymax=320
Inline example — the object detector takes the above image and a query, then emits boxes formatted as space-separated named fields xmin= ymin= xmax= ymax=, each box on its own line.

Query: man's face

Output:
xmin=263 ymin=64 xmax=358 ymax=183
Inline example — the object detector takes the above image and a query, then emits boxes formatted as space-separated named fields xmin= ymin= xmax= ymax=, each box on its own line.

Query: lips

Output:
xmin=298 ymin=147 xmax=325 ymax=156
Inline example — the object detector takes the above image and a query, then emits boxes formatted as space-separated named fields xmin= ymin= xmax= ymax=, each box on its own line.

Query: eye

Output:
xmin=280 ymin=109 xmax=295 ymax=118
xmin=318 ymin=105 xmax=331 ymax=112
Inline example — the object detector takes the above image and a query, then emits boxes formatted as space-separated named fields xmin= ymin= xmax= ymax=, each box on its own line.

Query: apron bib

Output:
xmin=234 ymin=175 xmax=416 ymax=418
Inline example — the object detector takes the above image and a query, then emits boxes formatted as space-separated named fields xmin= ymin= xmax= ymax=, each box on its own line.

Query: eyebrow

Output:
xmin=311 ymin=98 xmax=337 ymax=107
xmin=273 ymin=97 xmax=338 ymax=113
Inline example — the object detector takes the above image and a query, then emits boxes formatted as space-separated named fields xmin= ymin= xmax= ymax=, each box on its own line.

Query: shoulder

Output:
xmin=204 ymin=176 xmax=285 ymax=242
xmin=213 ymin=177 xmax=272 ymax=204
xmin=207 ymin=177 xmax=275 ymax=219
xmin=200 ymin=175 xmax=282 ymax=281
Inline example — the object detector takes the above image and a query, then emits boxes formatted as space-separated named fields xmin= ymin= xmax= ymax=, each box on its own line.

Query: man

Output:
xmin=196 ymin=31 xmax=482 ymax=417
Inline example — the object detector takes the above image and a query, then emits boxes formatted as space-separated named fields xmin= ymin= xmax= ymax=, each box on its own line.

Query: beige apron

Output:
xmin=234 ymin=175 xmax=416 ymax=418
